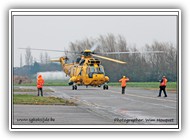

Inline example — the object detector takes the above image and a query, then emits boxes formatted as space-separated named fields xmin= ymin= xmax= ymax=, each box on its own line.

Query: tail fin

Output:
xmin=51 ymin=57 xmax=68 ymax=65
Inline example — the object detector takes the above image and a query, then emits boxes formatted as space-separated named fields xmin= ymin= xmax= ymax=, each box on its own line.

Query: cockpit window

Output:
xmin=83 ymin=52 xmax=92 ymax=57
xmin=99 ymin=65 xmax=105 ymax=73
xmin=87 ymin=65 xmax=105 ymax=78
xmin=87 ymin=66 xmax=104 ymax=74
xmin=90 ymin=67 xmax=95 ymax=72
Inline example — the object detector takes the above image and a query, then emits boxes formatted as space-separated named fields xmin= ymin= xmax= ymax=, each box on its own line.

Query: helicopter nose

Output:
xmin=95 ymin=74 xmax=98 ymax=77
xmin=93 ymin=74 xmax=103 ymax=80
xmin=93 ymin=74 xmax=98 ymax=79
xmin=91 ymin=73 xmax=107 ymax=86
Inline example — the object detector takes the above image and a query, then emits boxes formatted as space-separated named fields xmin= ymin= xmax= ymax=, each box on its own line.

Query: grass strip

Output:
xmin=14 ymin=88 xmax=54 ymax=92
xmin=109 ymin=82 xmax=177 ymax=91
xmin=13 ymin=94 xmax=76 ymax=106
xmin=14 ymin=81 xmax=177 ymax=91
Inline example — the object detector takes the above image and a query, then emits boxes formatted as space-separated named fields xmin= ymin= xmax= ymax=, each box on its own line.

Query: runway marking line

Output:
xmin=108 ymin=90 xmax=177 ymax=103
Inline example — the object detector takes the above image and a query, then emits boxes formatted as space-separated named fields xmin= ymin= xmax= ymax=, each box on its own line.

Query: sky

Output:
xmin=13 ymin=12 xmax=177 ymax=67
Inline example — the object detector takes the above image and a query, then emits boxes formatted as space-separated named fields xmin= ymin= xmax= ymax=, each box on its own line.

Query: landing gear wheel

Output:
xmin=74 ymin=85 xmax=77 ymax=90
xmin=72 ymin=85 xmax=77 ymax=90
xmin=103 ymin=85 xmax=108 ymax=90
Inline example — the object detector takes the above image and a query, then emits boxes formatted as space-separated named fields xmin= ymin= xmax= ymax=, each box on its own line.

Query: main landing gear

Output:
xmin=103 ymin=84 xmax=108 ymax=90
xmin=72 ymin=84 xmax=108 ymax=90
xmin=72 ymin=85 xmax=77 ymax=90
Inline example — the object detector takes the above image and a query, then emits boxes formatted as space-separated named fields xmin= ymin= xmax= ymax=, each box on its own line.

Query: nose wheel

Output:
xmin=72 ymin=85 xmax=77 ymax=90
xmin=103 ymin=85 xmax=108 ymax=90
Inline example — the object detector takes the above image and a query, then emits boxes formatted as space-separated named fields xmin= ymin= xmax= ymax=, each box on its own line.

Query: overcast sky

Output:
xmin=13 ymin=15 xmax=177 ymax=67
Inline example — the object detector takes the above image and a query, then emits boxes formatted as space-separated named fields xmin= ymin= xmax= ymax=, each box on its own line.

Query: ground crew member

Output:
xmin=158 ymin=76 xmax=168 ymax=97
xmin=119 ymin=76 xmax=129 ymax=94
xmin=37 ymin=74 xmax=44 ymax=96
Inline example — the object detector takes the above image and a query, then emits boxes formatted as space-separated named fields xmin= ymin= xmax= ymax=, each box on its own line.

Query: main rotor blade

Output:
xmin=19 ymin=48 xmax=78 ymax=54
xmin=92 ymin=54 xmax=126 ymax=64
xmin=97 ymin=51 xmax=164 ymax=55
xmin=90 ymin=43 xmax=100 ymax=52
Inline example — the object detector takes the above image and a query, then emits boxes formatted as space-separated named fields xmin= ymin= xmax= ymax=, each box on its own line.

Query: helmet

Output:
xmin=162 ymin=76 xmax=166 ymax=78
xmin=123 ymin=76 xmax=126 ymax=78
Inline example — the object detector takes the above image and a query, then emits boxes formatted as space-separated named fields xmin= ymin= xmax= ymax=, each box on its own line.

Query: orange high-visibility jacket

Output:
xmin=37 ymin=75 xmax=44 ymax=88
xmin=119 ymin=77 xmax=129 ymax=87
xmin=160 ymin=78 xmax=167 ymax=86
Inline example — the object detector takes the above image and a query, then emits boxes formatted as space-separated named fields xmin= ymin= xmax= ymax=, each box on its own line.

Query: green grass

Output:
xmin=13 ymin=94 xmax=76 ymax=106
xmin=13 ymin=88 xmax=54 ymax=92
xmin=14 ymin=80 xmax=68 ymax=86
xmin=109 ymin=82 xmax=177 ymax=91
xmin=14 ymin=80 xmax=177 ymax=91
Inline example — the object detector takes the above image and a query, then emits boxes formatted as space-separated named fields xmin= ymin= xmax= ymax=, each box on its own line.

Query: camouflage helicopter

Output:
xmin=19 ymin=45 xmax=163 ymax=90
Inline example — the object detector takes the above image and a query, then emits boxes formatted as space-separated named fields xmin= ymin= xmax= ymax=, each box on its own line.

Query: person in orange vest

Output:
xmin=37 ymin=74 xmax=44 ymax=96
xmin=119 ymin=76 xmax=129 ymax=94
xmin=158 ymin=76 xmax=168 ymax=97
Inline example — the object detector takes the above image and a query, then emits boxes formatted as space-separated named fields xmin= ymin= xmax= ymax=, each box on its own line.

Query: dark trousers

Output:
xmin=122 ymin=86 xmax=126 ymax=94
xmin=159 ymin=86 xmax=167 ymax=97
xmin=37 ymin=88 xmax=43 ymax=96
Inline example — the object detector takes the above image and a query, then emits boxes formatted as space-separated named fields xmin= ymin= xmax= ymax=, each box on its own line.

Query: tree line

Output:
xmin=16 ymin=47 xmax=61 ymax=78
xmin=20 ymin=49 xmax=51 ymax=67
xmin=68 ymin=33 xmax=177 ymax=82
xmin=15 ymin=33 xmax=177 ymax=82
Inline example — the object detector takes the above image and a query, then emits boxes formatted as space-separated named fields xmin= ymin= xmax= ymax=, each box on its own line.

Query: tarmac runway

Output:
xmin=12 ymin=86 xmax=179 ymax=127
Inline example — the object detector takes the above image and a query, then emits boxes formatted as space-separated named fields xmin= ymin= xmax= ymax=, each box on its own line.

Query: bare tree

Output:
xmin=144 ymin=41 xmax=177 ymax=81
xmin=40 ymin=52 xmax=44 ymax=64
xmin=25 ymin=47 xmax=33 ymax=66
xmin=67 ymin=35 xmax=177 ymax=82
xmin=20 ymin=53 xmax=23 ymax=67
xmin=45 ymin=52 xmax=50 ymax=64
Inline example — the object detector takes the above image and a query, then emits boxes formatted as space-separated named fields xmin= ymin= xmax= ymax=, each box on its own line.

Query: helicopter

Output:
xmin=19 ymin=45 xmax=164 ymax=90
xmin=50 ymin=49 xmax=127 ymax=90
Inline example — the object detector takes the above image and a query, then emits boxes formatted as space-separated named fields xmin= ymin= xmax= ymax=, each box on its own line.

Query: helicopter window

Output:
xmin=87 ymin=66 xmax=104 ymax=73
xmin=87 ymin=66 xmax=95 ymax=78
xmin=84 ymin=52 xmax=91 ymax=56
xmin=79 ymin=68 xmax=82 ymax=75
xmin=90 ymin=67 xmax=95 ymax=72
xmin=79 ymin=59 xmax=85 ymax=65
xmin=99 ymin=66 xmax=105 ymax=73
xmin=95 ymin=68 xmax=99 ymax=72
xmin=94 ymin=66 xmax=104 ymax=74
xmin=87 ymin=66 xmax=95 ymax=74
xmin=76 ymin=57 xmax=81 ymax=63
xmin=87 ymin=66 xmax=105 ymax=78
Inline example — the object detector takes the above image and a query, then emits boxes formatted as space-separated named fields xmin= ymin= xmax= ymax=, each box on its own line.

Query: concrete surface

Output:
xmin=12 ymin=86 xmax=178 ymax=125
